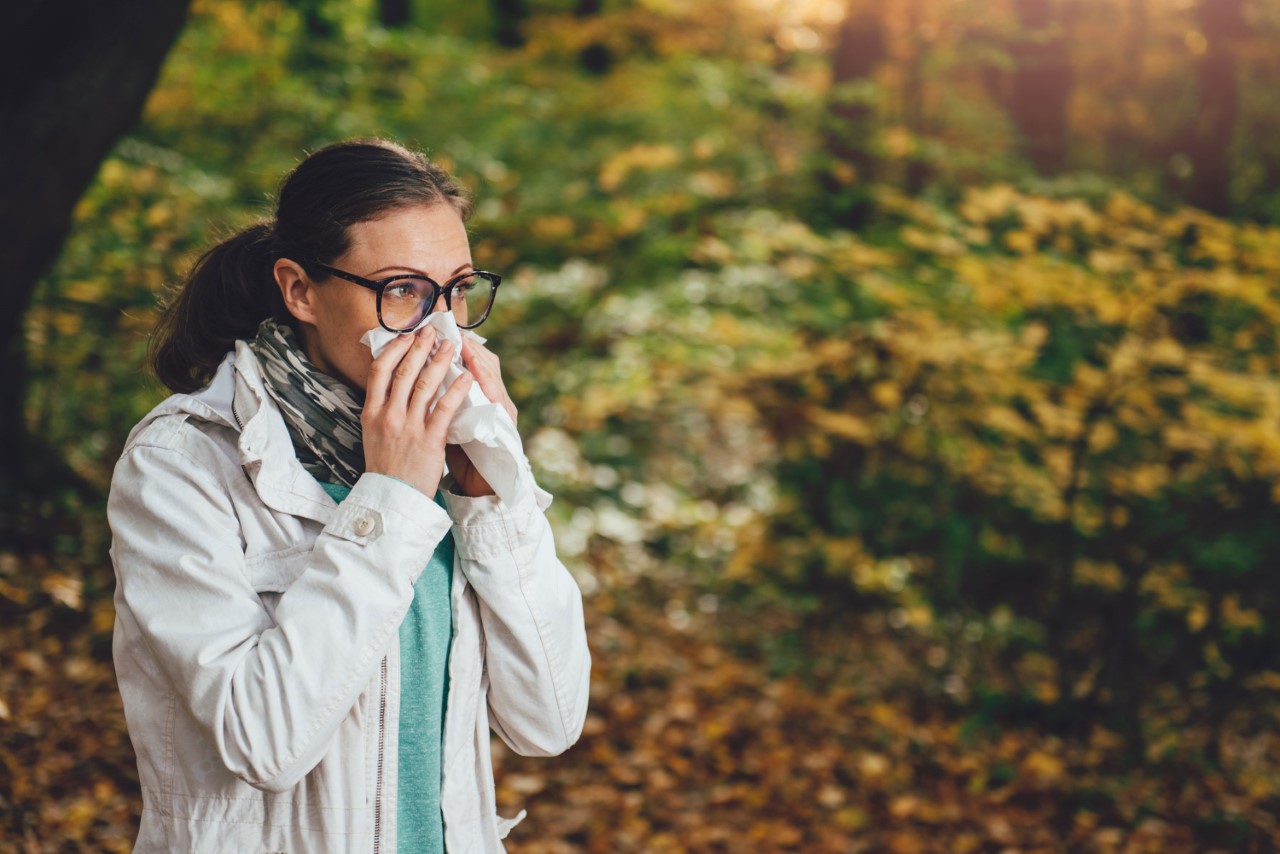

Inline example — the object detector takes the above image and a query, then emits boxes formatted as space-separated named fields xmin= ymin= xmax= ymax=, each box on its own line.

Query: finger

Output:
xmin=424 ymin=371 xmax=475 ymax=443
xmin=364 ymin=331 xmax=419 ymax=413
xmin=407 ymin=339 xmax=457 ymax=422
xmin=460 ymin=335 xmax=496 ymax=371
xmin=387 ymin=326 xmax=437 ymax=412
xmin=460 ymin=337 xmax=505 ymax=401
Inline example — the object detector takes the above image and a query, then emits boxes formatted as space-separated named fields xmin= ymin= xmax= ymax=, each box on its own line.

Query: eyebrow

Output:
xmin=366 ymin=262 xmax=474 ymax=278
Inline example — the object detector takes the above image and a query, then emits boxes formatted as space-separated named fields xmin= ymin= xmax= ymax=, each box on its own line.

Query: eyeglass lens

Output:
xmin=381 ymin=275 xmax=496 ymax=330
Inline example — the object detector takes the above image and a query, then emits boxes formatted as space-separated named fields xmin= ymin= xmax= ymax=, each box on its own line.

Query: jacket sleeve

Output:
xmin=108 ymin=436 xmax=452 ymax=793
xmin=443 ymin=484 xmax=591 ymax=756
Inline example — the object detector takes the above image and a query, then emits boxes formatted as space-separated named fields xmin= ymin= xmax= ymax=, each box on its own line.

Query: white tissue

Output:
xmin=359 ymin=313 xmax=534 ymax=507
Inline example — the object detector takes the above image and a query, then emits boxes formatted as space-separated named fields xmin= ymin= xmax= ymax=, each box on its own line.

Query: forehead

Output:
xmin=343 ymin=204 xmax=470 ymax=273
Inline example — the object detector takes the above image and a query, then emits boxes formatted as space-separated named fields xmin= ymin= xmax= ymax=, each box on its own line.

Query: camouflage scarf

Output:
xmin=248 ymin=318 xmax=365 ymax=488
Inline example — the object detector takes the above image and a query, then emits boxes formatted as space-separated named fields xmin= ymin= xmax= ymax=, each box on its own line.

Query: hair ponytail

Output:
xmin=150 ymin=222 xmax=283 ymax=393
xmin=149 ymin=138 xmax=472 ymax=394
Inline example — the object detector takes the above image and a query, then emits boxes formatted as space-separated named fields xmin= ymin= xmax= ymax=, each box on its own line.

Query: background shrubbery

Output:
xmin=9 ymin=0 xmax=1280 ymax=848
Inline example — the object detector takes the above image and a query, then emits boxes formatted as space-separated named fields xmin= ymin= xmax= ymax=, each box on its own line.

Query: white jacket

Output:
xmin=108 ymin=342 xmax=591 ymax=853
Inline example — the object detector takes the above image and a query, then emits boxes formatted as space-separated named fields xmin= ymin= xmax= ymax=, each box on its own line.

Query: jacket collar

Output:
xmin=132 ymin=345 xmax=338 ymax=526
xmin=228 ymin=341 xmax=337 ymax=525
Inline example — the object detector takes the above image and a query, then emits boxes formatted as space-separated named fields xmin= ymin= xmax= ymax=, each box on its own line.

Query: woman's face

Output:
xmin=276 ymin=203 xmax=472 ymax=393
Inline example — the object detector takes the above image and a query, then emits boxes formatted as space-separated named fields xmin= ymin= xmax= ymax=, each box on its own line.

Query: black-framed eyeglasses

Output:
xmin=312 ymin=262 xmax=502 ymax=332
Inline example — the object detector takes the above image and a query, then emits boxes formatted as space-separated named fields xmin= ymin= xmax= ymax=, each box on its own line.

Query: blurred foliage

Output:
xmin=8 ymin=0 xmax=1280 ymax=848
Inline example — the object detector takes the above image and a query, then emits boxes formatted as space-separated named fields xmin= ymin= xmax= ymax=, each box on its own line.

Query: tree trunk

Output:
xmin=1009 ymin=0 xmax=1074 ymax=174
xmin=824 ymin=2 xmax=887 ymax=228
xmin=902 ymin=0 xmax=931 ymax=194
xmin=1104 ymin=0 xmax=1149 ymax=175
xmin=0 ymin=0 xmax=190 ymax=518
xmin=576 ymin=0 xmax=613 ymax=75
xmin=490 ymin=0 xmax=528 ymax=47
xmin=1179 ymin=0 xmax=1246 ymax=215
xmin=380 ymin=0 xmax=412 ymax=28
xmin=291 ymin=0 xmax=334 ymax=38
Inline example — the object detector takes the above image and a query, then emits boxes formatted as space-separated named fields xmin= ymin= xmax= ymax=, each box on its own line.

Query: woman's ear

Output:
xmin=274 ymin=258 xmax=319 ymax=326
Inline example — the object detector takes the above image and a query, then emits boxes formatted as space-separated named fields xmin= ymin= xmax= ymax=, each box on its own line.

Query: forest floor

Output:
xmin=1 ymin=544 xmax=1277 ymax=853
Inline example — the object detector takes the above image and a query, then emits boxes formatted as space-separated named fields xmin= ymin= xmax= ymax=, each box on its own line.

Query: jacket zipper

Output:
xmin=373 ymin=656 xmax=388 ymax=854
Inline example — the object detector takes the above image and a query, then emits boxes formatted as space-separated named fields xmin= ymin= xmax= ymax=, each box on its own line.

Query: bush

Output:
xmin=28 ymin=0 xmax=1280 ymax=760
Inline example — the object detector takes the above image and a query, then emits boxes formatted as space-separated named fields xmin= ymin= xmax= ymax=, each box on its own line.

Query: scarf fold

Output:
xmin=248 ymin=318 xmax=366 ymax=488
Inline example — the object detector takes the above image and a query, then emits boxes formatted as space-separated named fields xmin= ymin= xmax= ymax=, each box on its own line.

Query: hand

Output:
xmin=445 ymin=336 xmax=519 ymax=498
xmin=362 ymin=325 xmax=474 ymax=496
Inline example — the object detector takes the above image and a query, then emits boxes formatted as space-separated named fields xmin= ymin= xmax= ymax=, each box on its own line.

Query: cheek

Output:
xmin=325 ymin=289 xmax=381 ymax=339
xmin=322 ymin=332 xmax=375 ymax=394
xmin=347 ymin=344 xmax=376 ymax=392
xmin=313 ymin=295 xmax=380 ymax=390
xmin=335 ymin=312 xmax=377 ymax=385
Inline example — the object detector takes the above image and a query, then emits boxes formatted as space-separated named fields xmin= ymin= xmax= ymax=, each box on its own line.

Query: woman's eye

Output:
xmin=386 ymin=284 xmax=417 ymax=300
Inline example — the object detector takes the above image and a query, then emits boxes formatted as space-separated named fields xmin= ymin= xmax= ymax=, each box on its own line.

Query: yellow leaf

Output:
xmin=984 ymin=406 xmax=1034 ymax=440
xmin=806 ymin=407 xmax=873 ymax=443
xmin=530 ymin=215 xmax=574 ymax=241
xmin=63 ymin=797 xmax=97 ymax=840
xmin=871 ymin=381 xmax=901 ymax=409
xmin=1004 ymin=230 xmax=1036 ymax=254
xmin=1221 ymin=594 xmax=1264 ymax=634
xmin=0 ymin=578 xmax=29 ymax=605
xmin=42 ymin=573 xmax=83 ymax=610
xmin=52 ymin=311 xmax=83 ymax=336
xmin=858 ymin=752 xmax=889 ymax=779
xmin=1245 ymin=670 xmax=1280 ymax=691
xmin=1021 ymin=749 xmax=1065 ymax=784
xmin=1147 ymin=337 xmax=1186 ymax=366
xmin=64 ymin=280 xmax=106 ymax=302
xmin=1187 ymin=602 xmax=1209 ymax=632
xmin=1073 ymin=560 xmax=1125 ymax=591
xmin=597 ymin=143 xmax=681 ymax=192
xmin=145 ymin=202 xmax=173 ymax=229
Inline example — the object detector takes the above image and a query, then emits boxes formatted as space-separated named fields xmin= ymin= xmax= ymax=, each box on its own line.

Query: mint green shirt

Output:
xmin=318 ymin=480 xmax=453 ymax=853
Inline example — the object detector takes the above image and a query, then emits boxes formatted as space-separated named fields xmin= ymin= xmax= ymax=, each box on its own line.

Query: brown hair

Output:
xmin=149 ymin=138 xmax=473 ymax=392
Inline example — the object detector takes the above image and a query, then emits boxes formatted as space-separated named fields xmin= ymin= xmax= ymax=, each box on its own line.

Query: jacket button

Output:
xmin=353 ymin=517 xmax=375 ymax=536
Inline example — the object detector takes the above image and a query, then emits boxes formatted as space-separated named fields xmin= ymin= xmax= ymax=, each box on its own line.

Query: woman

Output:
xmin=108 ymin=138 xmax=591 ymax=853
